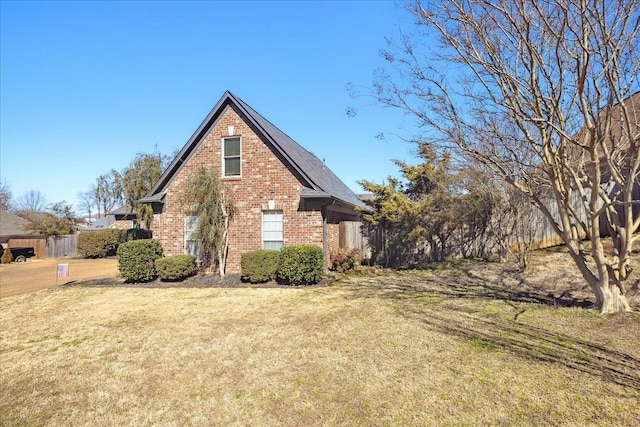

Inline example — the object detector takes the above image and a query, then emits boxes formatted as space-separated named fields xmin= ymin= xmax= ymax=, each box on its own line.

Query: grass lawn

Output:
xmin=1 ymin=253 xmax=639 ymax=426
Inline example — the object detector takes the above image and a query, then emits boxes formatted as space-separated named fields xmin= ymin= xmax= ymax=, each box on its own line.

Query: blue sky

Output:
xmin=1 ymin=0 xmax=416 ymax=215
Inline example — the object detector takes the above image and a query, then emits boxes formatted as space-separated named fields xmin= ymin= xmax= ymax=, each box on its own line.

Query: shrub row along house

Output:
xmin=125 ymin=91 xmax=368 ymax=273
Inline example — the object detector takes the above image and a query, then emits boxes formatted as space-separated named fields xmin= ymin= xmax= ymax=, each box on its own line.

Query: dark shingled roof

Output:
xmin=109 ymin=205 xmax=137 ymax=220
xmin=144 ymin=91 xmax=368 ymax=211
xmin=88 ymin=215 xmax=116 ymax=230
xmin=0 ymin=211 xmax=33 ymax=236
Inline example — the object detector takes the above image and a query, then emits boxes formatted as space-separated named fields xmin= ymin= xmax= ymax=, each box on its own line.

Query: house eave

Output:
xmin=142 ymin=91 xmax=369 ymax=216
xmin=143 ymin=92 xmax=321 ymax=201
xmin=109 ymin=206 xmax=138 ymax=221
xmin=300 ymin=188 xmax=372 ymax=221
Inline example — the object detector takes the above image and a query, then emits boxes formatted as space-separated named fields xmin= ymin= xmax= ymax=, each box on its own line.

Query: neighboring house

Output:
xmin=110 ymin=206 xmax=138 ymax=230
xmin=0 ymin=211 xmax=46 ymax=258
xmin=594 ymin=91 xmax=640 ymax=232
xmin=0 ymin=210 xmax=32 ymax=239
xmin=139 ymin=91 xmax=369 ymax=273
xmin=87 ymin=215 xmax=117 ymax=230
xmin=531 ymin=91 xmax=640 ymax=249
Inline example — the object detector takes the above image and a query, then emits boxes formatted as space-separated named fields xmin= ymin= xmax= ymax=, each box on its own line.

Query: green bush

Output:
xmin=155 ymin=255 xmax=197 ymax=281
xmin=241 ymin=249 xmax=281 ymax=283
xmin=117 ymin=239 xmax=163 ymax=282
xmin=277 ymin=245 xmax=324 ymax=286
xmin=329 ymin=248 xmax=362 ymax=273
xmin=77 ymin=229 xmax=124 ymax=258
xmin=1 ymin=247 xmax=13 ymax=264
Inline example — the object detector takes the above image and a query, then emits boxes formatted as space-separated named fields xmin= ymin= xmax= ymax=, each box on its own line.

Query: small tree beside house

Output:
xmin=179 ymin=166 xmax=234 ymax=277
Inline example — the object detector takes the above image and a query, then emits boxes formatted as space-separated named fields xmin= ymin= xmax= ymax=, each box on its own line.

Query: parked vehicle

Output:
xmin=0 ymin=246 xmax=36 ymax=262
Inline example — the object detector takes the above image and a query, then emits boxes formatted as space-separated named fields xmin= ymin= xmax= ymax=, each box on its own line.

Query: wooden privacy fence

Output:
xmin=527 ymin=183 xmax=640 ymax=250
xmin=8 ymin=238 xmax=46 ymax=259
xmin=338 ymin=183 xmax=638 ymax=265
xmin=7 ymin=235 xmax=78 ymax=259
xmin=339 ymin=221 xmax=371 ymax=257
xmin=46 ymin=234 xmax=78 ymax=258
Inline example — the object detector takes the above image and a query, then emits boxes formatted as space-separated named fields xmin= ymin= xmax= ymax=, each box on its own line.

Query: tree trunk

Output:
xmin=597 ymin=282 xmax=632 ymax=314
xmin=217 ymin=210 xmax=231 ymax=278
xmin=498 ymin=242 xmax=508 ymax=263
xmin=217 ymin=249 xmax=225 ymax=278
xmin=565 ymin=239 xmax=633 ymax=314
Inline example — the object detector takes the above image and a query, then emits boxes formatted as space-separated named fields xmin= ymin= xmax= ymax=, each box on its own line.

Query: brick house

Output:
xmin=139 ymin=91 xmax=368 ymax=273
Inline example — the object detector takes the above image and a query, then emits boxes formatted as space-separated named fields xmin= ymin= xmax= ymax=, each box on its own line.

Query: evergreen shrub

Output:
xmin=77 ymin=229 xmax=124 ymax=258
xmin=1 ymin=248 xmax=13 ymax=264
xmin=277 ymin=245 xmax=324 ymax=286
xmin=155 ymin=255 xmax=197 ymax=281
xmin=241 ymin=249 xmax=281 ymax=283
xmin=117 ymin=239 xmax=163 ymax=282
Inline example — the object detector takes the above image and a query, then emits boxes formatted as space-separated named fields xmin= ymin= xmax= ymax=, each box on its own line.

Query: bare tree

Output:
xmin=77 ymin=190 xmax=94 ymax=221
xmin=508 ymin=188 xmax=539 ymax=271
xmin=373 ymin=0 xmax=640 ymax=313
xmin=13 ymin=190 xmax=47 ymax=220
xmin=93 ymin=170 xmax=123 ymax=217
xmin=0 ymin=180 xmax=11 ymax=211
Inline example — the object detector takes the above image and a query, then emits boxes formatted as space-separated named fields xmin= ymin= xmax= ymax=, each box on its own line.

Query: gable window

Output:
xmin=262 ymin=210 xmax=283 ymax=250
xmin=184 ymin=214 xmax=200 ymax=259
xmin=223 ymin=136 xmax=241 ymax=177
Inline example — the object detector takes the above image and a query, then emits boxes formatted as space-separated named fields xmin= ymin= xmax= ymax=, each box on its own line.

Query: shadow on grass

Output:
xmin=346 ymin=267 xmax=593 ymax=308
xmin=409 ymin=306 xmax=640 ymax=390
xmin=341 ymin=271 xmax=640 ymax=390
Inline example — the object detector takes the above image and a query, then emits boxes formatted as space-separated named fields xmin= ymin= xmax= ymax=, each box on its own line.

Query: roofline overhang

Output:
xmin=138 ymin=192 xmax=166 ymax=204
xmin=113 ymin=213 xmax=137 ymax=220
xmin=144 ymin=92 xmax=320 ymax=200
xmin=300 ymin=192 xmax=373 ymax=214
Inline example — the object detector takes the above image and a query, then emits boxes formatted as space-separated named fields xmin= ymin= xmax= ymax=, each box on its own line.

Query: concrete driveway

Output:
xmin=0 ymin=258 xmax=119 ymax=298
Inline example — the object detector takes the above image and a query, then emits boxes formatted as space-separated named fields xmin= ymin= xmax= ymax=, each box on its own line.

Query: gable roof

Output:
xmin=0 ymin=211 xmax=34 ymax=236
xmin=597 ymin=91 xmax=640 ymax=151
xmin=561 ymin=91 xmax=640 ymax=182
xmin=109 ymin=205 xmax=137 ymax=220
xmin=142 ymin=91 xmax=367 ymax=210
xmin=88 ymin=215 xmax=116 ymax=230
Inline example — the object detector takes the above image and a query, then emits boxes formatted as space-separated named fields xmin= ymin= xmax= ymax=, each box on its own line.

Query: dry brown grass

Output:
xmin=0 ymin=258 xmax=119 ymax=297
xmin=1 ymin=251 xmax=639 ymax=426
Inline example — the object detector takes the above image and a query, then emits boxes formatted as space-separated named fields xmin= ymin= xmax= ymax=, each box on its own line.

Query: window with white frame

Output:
xmin=223 ymin=136 xmax=241 ymax=177
xmin=184 ymin=214 xmax=200 ymax=258
xmin=262 ymin=210 xmax=283 ymax=250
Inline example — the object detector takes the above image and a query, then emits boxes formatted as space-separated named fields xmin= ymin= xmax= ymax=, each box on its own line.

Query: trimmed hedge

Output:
xmin=277 ymin=245 xmax=324 ymax=286
xmin=117 ymin=239 xmax=163 ymax=282
xmin=78 ymin=229 xmax=124 ymax=258
xmin=78 ymin=228 xmax=152 ymax=259
xmin=155 ymin=255 xmax=197 ymax=281
xmin=241 ymin=249 xmax=281 ymax=283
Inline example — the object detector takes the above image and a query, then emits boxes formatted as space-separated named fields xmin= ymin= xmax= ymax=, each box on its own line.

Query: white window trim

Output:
xmin=262 ymin=210 xmax=284 ymax=250
xmin=184 ymin=213 xmax=200 ymax=259
xmin=222 ymin=136 xmax=241 ymax=178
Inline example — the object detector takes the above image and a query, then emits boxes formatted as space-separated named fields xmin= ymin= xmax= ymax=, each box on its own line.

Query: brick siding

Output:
xmin=151 ymin=104 xmax=331 ymax=273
